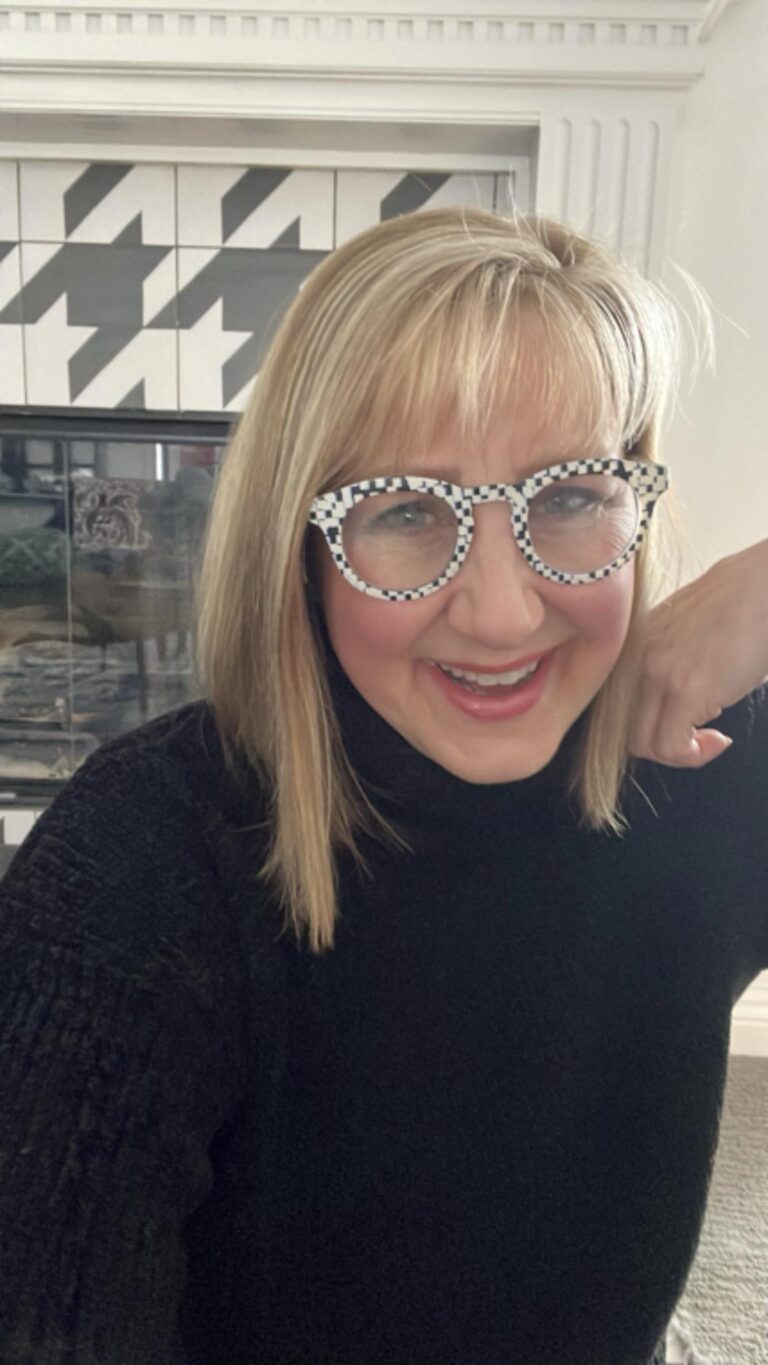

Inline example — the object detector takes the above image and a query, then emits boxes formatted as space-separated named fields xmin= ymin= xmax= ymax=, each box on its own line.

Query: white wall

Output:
xmin=662 ymin=0 xmax=768 ymax=575
xmin=658 ymin=0 xmax=768 ymax=1057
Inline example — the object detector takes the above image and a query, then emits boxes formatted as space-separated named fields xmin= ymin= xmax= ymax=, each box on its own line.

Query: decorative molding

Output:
xmin=0 ymin=1 xmax=732 ymax=111
xmin=0 ymin=8 xmax=712 ymax=53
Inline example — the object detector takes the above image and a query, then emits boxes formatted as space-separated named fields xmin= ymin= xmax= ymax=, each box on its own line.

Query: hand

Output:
xmin=628 ymin=539 xmax=768 ymax=767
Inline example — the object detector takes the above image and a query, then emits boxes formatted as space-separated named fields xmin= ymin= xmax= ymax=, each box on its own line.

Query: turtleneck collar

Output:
xmin=315 ymin=612 xmax=587 ymax=834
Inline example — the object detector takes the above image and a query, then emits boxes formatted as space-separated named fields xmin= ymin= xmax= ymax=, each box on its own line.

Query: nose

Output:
xmin=444 ymin=501 xmax=547 ymax=644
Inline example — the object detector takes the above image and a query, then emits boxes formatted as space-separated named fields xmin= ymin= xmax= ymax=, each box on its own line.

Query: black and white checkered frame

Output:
xmin=308 ymin=457 xmax=670 ymax=601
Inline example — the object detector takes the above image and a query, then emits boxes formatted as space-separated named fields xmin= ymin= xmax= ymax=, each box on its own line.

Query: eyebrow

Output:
xmin=376 ymin=464 xmax=463 ymax=482
xmin=376 ymin=453 xmax=615 ymax=483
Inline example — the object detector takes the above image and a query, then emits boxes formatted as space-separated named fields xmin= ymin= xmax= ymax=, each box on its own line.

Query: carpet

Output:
xmin=670 ymin=1054 xmax=768 ymax=1364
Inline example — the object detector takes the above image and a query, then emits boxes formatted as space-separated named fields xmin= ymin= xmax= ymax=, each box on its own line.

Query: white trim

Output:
xmin=699 ymin=0 xmax=738 ymax=40
xmin=0 ymin=144 xmax=526 ymax=169
xmin=0 ymin=0 xmax=729 ymax=119
xmin=731 ymin=972 xmax=768 ymax=1058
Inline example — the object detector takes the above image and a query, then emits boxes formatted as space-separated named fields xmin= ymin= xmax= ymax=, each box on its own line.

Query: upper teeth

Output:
xmin=439 ymin=661 xmax=540 ymax=686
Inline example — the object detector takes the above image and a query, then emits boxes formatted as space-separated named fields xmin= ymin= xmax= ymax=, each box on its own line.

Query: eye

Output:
xmin=355 ymin=494 xmax=456 ymax=536
xmin=371 ymin=499 xmax=440 ymax=530
xmin=530 ymin=476 xmax=621 ymax=519
xmin=538 ymin=488 xmax=603 ymax=515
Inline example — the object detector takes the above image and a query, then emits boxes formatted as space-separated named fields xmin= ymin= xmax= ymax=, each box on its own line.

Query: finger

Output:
xmin=694 ymin=729 xmax=733 ymax=758
xmin=650 ymin=686 xmax=722 ymax=766
xmin=670 ymin=730 xmax=733 ymax=768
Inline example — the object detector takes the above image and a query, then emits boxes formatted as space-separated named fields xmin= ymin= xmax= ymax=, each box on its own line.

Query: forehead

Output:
xmin=378 ymin=315 xmax=616 ymax=461
xmin=367 ymin=375 xmax=620 ymax=484
xmin=437 ymin=380 xmax=616 ymax=453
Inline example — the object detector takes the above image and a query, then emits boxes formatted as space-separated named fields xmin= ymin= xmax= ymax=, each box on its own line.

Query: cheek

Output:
xmin=319 ymin=545 xmax=435 ymax=667
xmin=557 ymin=563 xmax=635 ymax=653
xmin=319 ymin=535 xmax=635 ymax=673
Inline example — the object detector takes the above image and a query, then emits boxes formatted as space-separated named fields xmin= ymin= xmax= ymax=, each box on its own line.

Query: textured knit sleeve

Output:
xmin=0 ymin=722 xmax=251 ymax=1364
xmin=626 ymin=684 xmax=768 ymax=976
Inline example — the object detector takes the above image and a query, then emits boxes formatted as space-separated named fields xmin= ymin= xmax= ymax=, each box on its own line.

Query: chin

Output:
xmin=419 ymin=731 xmax=562 ymax=786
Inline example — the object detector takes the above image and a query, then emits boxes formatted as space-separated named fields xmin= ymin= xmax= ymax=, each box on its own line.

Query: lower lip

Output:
xmin=424 ymin=652 xmax=554 ymax=720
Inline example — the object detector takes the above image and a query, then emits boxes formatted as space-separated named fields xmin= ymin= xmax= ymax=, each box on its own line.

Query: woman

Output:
xmin=1 ymin=208 xmax=766 ymax=1365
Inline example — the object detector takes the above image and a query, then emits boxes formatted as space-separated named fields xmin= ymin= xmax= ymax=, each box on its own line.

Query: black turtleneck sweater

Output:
xmin=1 ymin=649 xmax=767 ymax=1365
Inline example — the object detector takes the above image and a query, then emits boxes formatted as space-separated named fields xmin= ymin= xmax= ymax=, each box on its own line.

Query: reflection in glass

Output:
xmin=0 ymin=428 xmax=227 ymax=792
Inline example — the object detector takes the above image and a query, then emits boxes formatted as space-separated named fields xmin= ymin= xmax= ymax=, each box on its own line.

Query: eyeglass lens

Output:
xmin=341 ymin=474 xmax=641 ymax=591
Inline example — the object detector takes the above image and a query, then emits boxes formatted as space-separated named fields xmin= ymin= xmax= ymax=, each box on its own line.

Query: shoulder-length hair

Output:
xmin=196 ymin=206 xmax=698 ymax=953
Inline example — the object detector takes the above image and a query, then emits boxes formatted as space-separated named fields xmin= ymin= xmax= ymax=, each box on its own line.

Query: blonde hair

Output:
xmin=196 ymin=207 xmax=695 ymax=954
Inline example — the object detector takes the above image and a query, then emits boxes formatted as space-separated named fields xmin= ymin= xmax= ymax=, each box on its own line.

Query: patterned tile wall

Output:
xmin=0 ymin=161 xmax=528 ymax=415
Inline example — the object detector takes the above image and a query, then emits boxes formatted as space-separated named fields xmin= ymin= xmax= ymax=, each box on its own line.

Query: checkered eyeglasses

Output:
xmin=308 ymin=456 xmax=669 ymax=602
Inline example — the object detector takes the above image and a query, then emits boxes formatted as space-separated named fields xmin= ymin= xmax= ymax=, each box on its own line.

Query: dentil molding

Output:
xmin=0 ymin=1 xmax=738 ymax=121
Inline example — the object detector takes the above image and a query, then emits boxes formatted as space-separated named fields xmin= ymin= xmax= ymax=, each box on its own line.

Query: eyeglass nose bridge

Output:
xmin=466 ymin=482 xmax=529 ymax=510
xmin=456 ymin=483 xmax=534 ymax=559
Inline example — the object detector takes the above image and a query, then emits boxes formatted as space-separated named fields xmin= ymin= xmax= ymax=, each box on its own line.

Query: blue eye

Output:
xmin=370 ymin=500 xmax=437 ymax=530
xmin=539 ymin=490 xmax=601 ymax=514
xmin=531 ymin=481 xmax=615 ymax=518
xmin=356 ymin=495 xmax=457 ymax=537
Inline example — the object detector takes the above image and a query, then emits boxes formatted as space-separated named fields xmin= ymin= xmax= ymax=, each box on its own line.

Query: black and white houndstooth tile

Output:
xmin=0 ymin=159 xmax=530 ymax=415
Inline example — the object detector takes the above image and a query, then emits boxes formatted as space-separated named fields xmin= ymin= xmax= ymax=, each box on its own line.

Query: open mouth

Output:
xmin=434 ymin=659 xmax=542 ymax=696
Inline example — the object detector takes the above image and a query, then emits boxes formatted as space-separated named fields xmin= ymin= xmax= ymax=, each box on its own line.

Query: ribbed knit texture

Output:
xmin=1 ymin=654 xmax=766 ymax=1365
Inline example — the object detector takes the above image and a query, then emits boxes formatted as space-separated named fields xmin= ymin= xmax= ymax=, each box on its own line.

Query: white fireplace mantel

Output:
xmin=0 ymin=1 xmax=738 ymax=124
xmin=0 ymin=0 xmax=737 ymax=276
